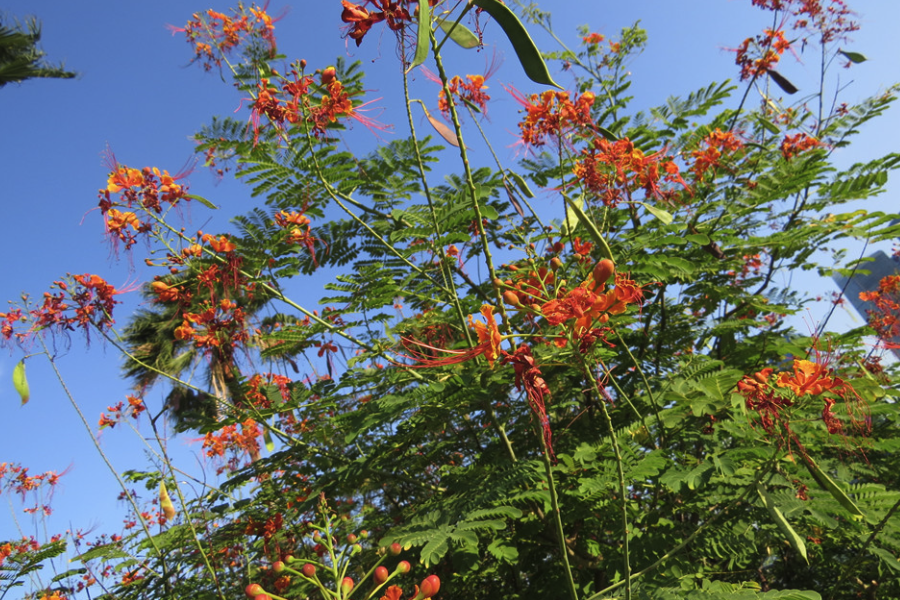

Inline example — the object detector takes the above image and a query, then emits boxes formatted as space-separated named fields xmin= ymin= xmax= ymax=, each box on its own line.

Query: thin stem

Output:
xmin=34 ymin=333 xmax=164 ymax=578
xmin=575 ymin=349 xmax=631 ymax=600
xmin=538 ymin=430 xmax=578 ymax=600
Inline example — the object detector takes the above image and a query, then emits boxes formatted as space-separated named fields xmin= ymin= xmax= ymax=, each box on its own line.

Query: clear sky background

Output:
xmin=1 ymin=0 xmax=898 ymax=582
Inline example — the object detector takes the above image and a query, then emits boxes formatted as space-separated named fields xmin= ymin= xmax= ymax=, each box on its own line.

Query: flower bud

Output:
xmin=300 ymin=59 xmax=307 ymax=69
xmin=375 ymin=565 xmax=389 ymax=584
xmin=550 ymin=257 xmax=563 ymax=271
xmin=396 ymin=560 xmax=411 ymax=574
xmin=273 ymin=561 xmax=285 ymax=573
xmin=359 ymin=530 xmax=369 ymax=539
xmin=245 ymin=584 xmax=264 ymax=598
xmin=420 ymin=574 xmax=440 ymax=597
xmin=302 ymin=563 xmax=317 ymax=578
xmin=341 ymin=576 xmax=355 ymax=594
xmin=389 ymin=542 xmax=402 ymax=556
xmin=503 ymin=290 xmax=522 ymax=307
xmin=347 ymin=533 xmax=358 ymax=543
xmin=322 ymin=66 xmax=337 ymax=85
xmin=592 ymin=259 xmax=615 ymax=286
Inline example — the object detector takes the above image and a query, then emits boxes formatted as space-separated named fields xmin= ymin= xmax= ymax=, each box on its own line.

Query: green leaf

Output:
xmin=408 ymin=0 xmax=432 ymax=71
xmin=870 ymin=547 xmax=900 ymax=573
xmin=480 ymin=204 xmax=499 ymax=220
xmin=263 ymin=427 xmax=275 ymax=452
xmin=757 ymin=482 xmax=808 ymax=564
xmin=563 ymin=194 xmax=613 ymax=260
xmin=471 ymin=0 xmax=561 ymax=88
xmin=637 ymin=201 xmax=674 ymax=225
xmin=839 ymin=49 xmax=868 ymax=64
xmin=686 ymin=233 xmax=710 ymax=245
xmin=13 ymin=360 xmax=29 ymax=405
xmin=185 ymin=194 xmax=218 ymax=210
xmin=801 ymin=455 xmax=865 ymax=520
xmin=756 ymin=115 xmax=781 ymax=135
xmin=437 ymin=17 xmax=479 ymax=49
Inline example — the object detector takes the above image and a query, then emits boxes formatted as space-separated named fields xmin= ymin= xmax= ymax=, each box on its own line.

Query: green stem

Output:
xmin=538 ymin=428 xmax=579 ymax=600
xmin=34 ymin=332 xmax=164 ymax=579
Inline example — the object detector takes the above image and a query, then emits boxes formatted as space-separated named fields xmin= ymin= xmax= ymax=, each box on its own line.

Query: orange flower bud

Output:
xmin=592 ymin=259 xmax=615 ymax=286
xmin=420 ymin=575 xmax=440 ymax=597
xmin=375 ymin=566 xmax=389 ymax=584
xmin=503 ymin=291 xmax=522 ymax=307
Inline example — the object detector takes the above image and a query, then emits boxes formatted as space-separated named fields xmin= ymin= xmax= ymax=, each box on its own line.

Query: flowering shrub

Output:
xmin=4 ymin=1 xmax=900 ymax=600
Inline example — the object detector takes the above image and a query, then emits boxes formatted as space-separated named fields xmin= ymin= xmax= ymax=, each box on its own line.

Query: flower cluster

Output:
xmin=573 ymin=137 xmax=688 ymax=207
xmin=690 ymin=129 xmax=745 ymax=179
xmin=751 ymin=0 xmax=858 ymax=44
xmin=539 ymin=267 xmax=643 ymax=338
xmin=250 ymin=66 xmax=385 ymax=140
xmin=0 ymin=275 xmax=126 ymax=347
xmin=174 ymin=298 xmax=250 ymax=358
xmin=274 ymin=209 xmax=319 ymax=260
xmin=511 ymin=88 xmax=596 ymax=147
xmin=0 ymin=462 xmax=66 ymax=516
xmin=780 ymin=132 xmax=823 ymax=159
xmin=203 ymin=418 xmax=263 ymax=472
xmin=439 ymin=74 xmax=491 ymax=117
xmin=859 ymin=274 xmax=900 ymax=349
xmin=401 ymin=305 xmax=503 ymax=368
xmin=341 ymin=0 xmax=410 ymax=46
xmin=97 ymin=395 xmax=146 ymax=430
xmin=734 ymin=27 xmax=791 ymax=80
xmin=737 ymin=358 xmax=867 ymax=437
xmin=175 ymin=4 xmax=277 ymax=71
xmin=98 ymin=163 xmax=190 ymax=251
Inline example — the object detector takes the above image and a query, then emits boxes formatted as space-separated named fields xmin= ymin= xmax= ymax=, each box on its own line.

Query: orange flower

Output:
xmin=780 ymin=133 xmax=822 ymax=160
xmin=203 ymin=234 xmax=236 ymax=253
xmin=776 ymin=359 xmax=836 ymax=397
xmin=401 ymin=305 xmax=503 ymax=368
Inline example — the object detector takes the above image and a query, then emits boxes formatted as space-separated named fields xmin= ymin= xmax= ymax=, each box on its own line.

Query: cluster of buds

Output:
xmin=245 ymin=498 xmax=441 ymax=600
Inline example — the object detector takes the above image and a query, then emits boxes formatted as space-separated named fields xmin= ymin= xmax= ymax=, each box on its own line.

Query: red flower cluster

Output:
xmin=690 ymin=129 xmax=745 ymax=179
xmin=737 ymin=358 xmax=867 ymax=437
xmin=751 ymin=0 xmax=858 ymax=44
xmin=439 ymin=74 xmax=491 ymax=117
xmin=859 ymin=274 xmax=900 ymax=350
xmin=175 ymin=4 xmax=277 ymax=71
xmin=97 ymin=395 xmax=146 ymax=430
xmin=401 ymin=305 xmax=503 ymax=368
xmin=573 ymin=137 xmax=688 ymax=207
xmin=780 ymin=132 xmax=822 ymax=159
xmin=0 ymin=275 xmax=126 ymax=347
xmin=734 ymin=27 xmax=791 ymax=80
xmin=340 ymin=0 xmax=413 ymax=46
xmin=98 ymin=163 xmax=190 ymax=251
xmin=504 ymin=344 xmax=554 ymax=457
xmin=0 ymin=462 xmax=66 ymax=516
xmin=203 ymin=418 xmax=263 ymax=472
xmin=540 ymin=271 xmax=643 ymax=335
xmin=510 ymin=88 xmax=596 ymax=147
xmin=174 ymin=299 xmax=250 ymax=358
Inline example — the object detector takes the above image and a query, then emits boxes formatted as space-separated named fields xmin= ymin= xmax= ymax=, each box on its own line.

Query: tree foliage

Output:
xmin=3 ymin=1 xmax=900 ymax=599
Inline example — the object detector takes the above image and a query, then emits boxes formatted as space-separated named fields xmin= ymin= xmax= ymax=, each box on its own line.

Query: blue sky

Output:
xmin=0 ymin=0 xmax=898 ymax=583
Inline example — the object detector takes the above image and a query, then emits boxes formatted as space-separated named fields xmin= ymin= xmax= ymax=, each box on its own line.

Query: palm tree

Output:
xmin=121 ymin=261 xmax=276 ymax=432
xmin=0 ymin=15 xmax=76 ymax=88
